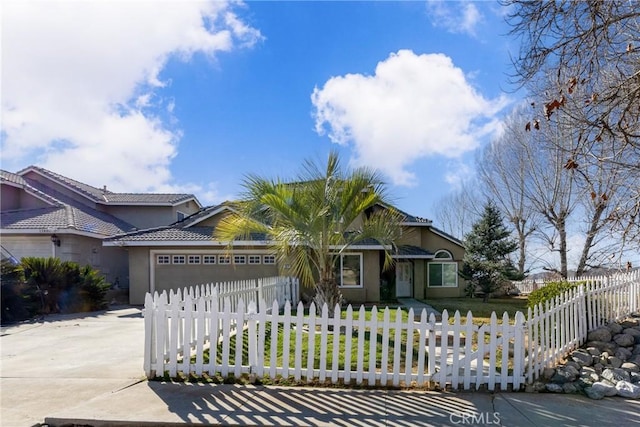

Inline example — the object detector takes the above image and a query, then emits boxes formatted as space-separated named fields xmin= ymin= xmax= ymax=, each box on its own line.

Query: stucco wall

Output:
xmin=1 ymin=185 xmax=50 ymax=210
xmin=128 ymin=247 xmax=151 ymax=305
xmin=103 ymin=202 xmax=198 ymax=230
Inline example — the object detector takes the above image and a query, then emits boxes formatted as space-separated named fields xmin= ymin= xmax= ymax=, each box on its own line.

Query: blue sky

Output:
xmin=2 ymin=1 xmax=519 ymax=224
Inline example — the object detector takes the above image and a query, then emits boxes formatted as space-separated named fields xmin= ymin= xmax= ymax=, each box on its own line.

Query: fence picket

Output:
xmin=368 ymin=306 xmax=378 ymax=385
xmin=344 ymin=305 xmax=354 ymax=384
xmin=451 ymin=311 xmax=461 ymax=390
xmin=307 ymin=303 xmax=317 ymax=382
xmin=463 ymin=311 xmax=473 ymax=390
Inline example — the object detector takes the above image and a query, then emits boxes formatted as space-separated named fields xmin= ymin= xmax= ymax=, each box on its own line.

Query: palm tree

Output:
xmin=214 ymin=151 xmax=402 ymax=316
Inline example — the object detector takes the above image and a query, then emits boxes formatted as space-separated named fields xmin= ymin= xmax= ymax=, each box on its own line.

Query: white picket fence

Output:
xmin=143 ymin=276 xmax=299 ymax=377
xmin=143 ymin=271 xmax=640 ymax=391
xmin=525 ymin=271 xmax=640 ymax=383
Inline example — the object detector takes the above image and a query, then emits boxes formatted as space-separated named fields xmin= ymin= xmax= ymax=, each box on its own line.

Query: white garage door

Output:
xmin=2 ymin=236 xmax=52 ymax=261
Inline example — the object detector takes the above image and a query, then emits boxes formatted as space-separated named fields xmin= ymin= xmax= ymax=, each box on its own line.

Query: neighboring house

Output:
xmin=0 ymin=166 xmax=201 ymax=287
xmin=105 ymin=202 xmax=466 ymax=305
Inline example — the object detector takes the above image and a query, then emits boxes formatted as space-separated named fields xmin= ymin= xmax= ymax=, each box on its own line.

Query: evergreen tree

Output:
xmin=461 ymin=202 xmax=522 ymax=302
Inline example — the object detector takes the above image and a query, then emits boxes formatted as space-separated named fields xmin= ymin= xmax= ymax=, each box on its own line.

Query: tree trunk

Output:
xmin=313 ymin=279 xmax=344 ymax=318
xmin=575 ymin=203 xmax=606 ymax=277
xmin=558 ymin=216 xmax=568 ymax=279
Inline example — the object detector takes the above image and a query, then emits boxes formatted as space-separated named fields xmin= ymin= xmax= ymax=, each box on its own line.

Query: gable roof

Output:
xmin=1 ymin=169 xmax=136 ymax=237
xmin=17 ymin=166 xmax=201 ymax=207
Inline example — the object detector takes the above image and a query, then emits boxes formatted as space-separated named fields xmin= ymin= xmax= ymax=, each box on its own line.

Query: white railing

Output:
xmin=143 ymin=271 xmax=640 ymax=390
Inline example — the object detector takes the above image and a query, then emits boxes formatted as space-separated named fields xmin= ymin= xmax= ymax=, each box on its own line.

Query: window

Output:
xmin=157 ymin=255 xmax=170 ymax=264
xmin=334 ymin=253 xmax=362 ymax=288
xmin=176 ymin=211 xmax=186 ymax=222
xmin=219 ymin=255 xmax=231 ymax=265
xmin=188 ymin=255 xmax=201 ymax=264
xmin=263 ymin=255 xmax=276 ymax=265
xmin=248 ymin=255 xmax=261 ymax=265
xmin=203 ymin=255 xmax=216 ymax=264
xmin=428 ymin=263 xmax=458 ymax=287
xmin=172 ymin=255 xmax=185 ymax=264
xmin=234 ymin=255 xmax=246 ymax=265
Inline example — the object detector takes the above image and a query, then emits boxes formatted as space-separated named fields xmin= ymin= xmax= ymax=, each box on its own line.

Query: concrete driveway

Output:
xmin=0 ymin=306 xmax=145 ymax=427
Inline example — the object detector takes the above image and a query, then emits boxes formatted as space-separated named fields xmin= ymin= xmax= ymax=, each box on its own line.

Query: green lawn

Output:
xmin=199 ymin=306 xmax=423 ymax=373
xmin=424 ymin=296 xmax=528 ymax=325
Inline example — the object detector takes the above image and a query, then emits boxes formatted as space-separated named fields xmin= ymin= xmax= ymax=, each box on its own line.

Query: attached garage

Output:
xmin=2 ymin=235 xmax=53 ymax=261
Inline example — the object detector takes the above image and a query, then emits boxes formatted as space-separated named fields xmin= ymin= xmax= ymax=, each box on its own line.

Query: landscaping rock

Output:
xmin=608 ymin=356 xmax=623 ymax=369
xmin=591 ymin=381 xmax=618 ymax=397
xmin=546 ymin=383 xmax=563 ymax=393
xmin=541 ymin=367 xmax=555 ymax=380
xmin=614 ymin=333 xmax=635 ymax=347
xmin=622 ymin=362 xmax=640 ymax=372
xmin=608 ymin=323 xmax=623 ymax=334
xmin=586 ymin=347 xmax=601 ymax=356
xmin=602 ymin=368 xmax=631 ymax=384
xmin=615 ymin=347 xmax=632 ymax=361
xmin=572 ymin=350 xmax=593 ymax=366
xmin=621 ymin=319 xmax=639 ymax=328
xmin=562 ymin=382 xmax=580 ymax=394
xmin=585 ymin=386 xmax=605 ymax=400
xmin=529 ymin=319 xmax=640 ymax=400
xmin=615 ymin=380 xmax=640 ymax=398
xmin=588 ymin=328 xmax=612 ymax=342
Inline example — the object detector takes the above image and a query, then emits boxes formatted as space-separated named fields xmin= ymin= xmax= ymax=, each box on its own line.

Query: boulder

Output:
xmin=552 ymin=365 xmax=580 ymax=383
xmin=545 ymin=383 xmax=563 ymax=393
xmin=588 ymin=328 xmax=612 ymax=343
xmin=621 ymin=362 xmax=640 ymax=372
xmin=585 ymin=386 xmax=605 ymax=400
xmin=631 ymin=372 xmax=640 ymax=384
xmin=616 ymin=380 xmax=640 ymax=398
xmin=620 ymin=319 xmax=639 ymax=328
xmin=615 ymin=347 xmax=632 ymax=361
xmin=608 ymin=356 xmax=623 ymax=369
xmin=614 ymin=333 xmax=636 ymax=347
xmin=571 ymin=351 xmax=593 ymax=367
xmin=541 ymin=367 xmax=556 ymax=380
xmin=608 ymin=323 xmax=623 ymax=334
xmin=562 ymin=382 xmax=580 ymax=394
xmin=591 ymin=381 xmax=618 ymax=397
xmin=586 ymin=347 xmax=601 ymax=356
xmin=602 ymin=368 xmax=631 ymax=384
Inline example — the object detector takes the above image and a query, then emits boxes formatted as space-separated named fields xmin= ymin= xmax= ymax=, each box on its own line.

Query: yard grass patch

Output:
xmin=425 ymin=297 xmax=528 ymax=325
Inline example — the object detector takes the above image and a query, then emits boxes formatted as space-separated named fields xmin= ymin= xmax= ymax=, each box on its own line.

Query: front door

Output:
xmin=396 ymin=262 xmax=412 ymax=297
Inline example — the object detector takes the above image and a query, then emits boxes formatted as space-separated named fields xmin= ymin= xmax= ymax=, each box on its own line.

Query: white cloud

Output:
xmin=311 ymin=50 xmax=508 ymax=186
xmin=444 ymin=161 xmax=473 ymax=189
xmin=426 ymin=0 xmax=483 ymax=37
xmin=1 ymin=0 xmax=262 ymax=193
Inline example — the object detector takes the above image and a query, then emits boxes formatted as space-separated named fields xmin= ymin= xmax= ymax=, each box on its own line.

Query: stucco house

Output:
xmin=0 ymin=166 xmax=202 ymax=287
xmin=104 ymin=202 xmax=466 ymax=305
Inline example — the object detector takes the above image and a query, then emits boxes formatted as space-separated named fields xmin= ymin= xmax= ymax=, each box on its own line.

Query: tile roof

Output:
xmin=106 ymin=226 xmax=267 ymax=242
xmin=1 ymin=205 xmax=136 ymax=236
xmin=18 ymin=166 xmax=199 ymax=206
xmin=394 ymin=245 xmax=434 ymax=258
xmin=1 ymin=169 xmax=137 ymax=236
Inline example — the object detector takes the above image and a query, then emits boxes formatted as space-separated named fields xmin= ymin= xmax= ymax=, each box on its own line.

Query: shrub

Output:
xmin=1 ymin=259 xmax=36 ymax=323
xmin=14 ymin=257 xmax=110 ymax=316
xmin=527 ymin=280 xmax=584 ymax=308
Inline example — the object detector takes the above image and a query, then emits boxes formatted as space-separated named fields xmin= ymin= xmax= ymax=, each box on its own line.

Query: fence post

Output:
xmin=257 ymin=278 xmax=263 ymax=312
xmin=143 ymin=293 xmax=155 ymax=378
xmin=247 ymin=300 xmax=258 ymax=378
